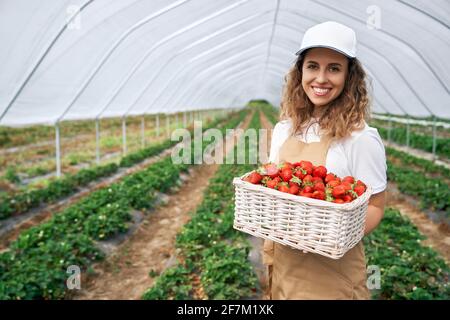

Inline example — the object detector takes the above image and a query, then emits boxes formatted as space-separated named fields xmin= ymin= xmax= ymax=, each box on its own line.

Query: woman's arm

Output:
xmin=364 ymin=190 xmax=386 ymax=236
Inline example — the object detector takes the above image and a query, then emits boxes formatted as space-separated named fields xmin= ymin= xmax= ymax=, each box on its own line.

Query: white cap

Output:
xmin=295 ymin=21 xmax=357 ymax=58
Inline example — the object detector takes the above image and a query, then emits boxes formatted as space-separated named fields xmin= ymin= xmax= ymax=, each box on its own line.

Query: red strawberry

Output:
xmin=313 ymin=165 xmax=327 ymax=179
xmin=280 ymin=162 xmax=294 ymax=170
xmin=299 ymin=161 xmax=313 ymax=175
xmin=355 ymin=180 xmax=367 ymax=188
xmin=325 ymin=173 xmax=338 ymax=184
xmin=327 ymin=180 xmax=341 ymax=188
xmin=342 ymin=176 xmax=355 ymax=184
xmin=341 ymin=182 xmax=353 ymax=192
xmin=299 ymin=191 xmax=314 ymax=198
xmin=342 ymin=194 xmax=353 ymax=203
xmin=313 ymin=182 xmax=325 ymax=192
xmin=278 ymin=182 xmax=290 ymax=193
xmin=354 ymin=185 xmax=366 ymax=196
xmin=247 ymin=171 xmax=263 ymax=184
xmin=293 ymin=167 xmax=306 ymax=179
xmin=312 ymin=190 xmax=326 ymax=200
xmin=280 ymin=168 xmax=293 ymax=182
xmin=303 ymin=186 xmax=314 ymax=193
xmin=332 ymin=185 xmax=346 ymax=199
xmin=266 ymin=179 xmax=279 ymax=189
xmin=303 ymin=175 xmax=314 ymax=184
xmin=312 ymin=176 xmax=324 ymax=184
xmin=333 ymin=198 xmax=345 ymax=204
xmin=288 ymin=184 xmax=300 ymax=195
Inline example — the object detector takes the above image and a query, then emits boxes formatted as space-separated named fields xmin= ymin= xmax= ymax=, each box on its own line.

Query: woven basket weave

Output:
xmin=233 ymin=172 xmax=372 ymax=259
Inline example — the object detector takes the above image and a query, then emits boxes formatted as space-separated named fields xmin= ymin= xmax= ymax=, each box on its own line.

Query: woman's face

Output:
xmin=301 ymin=47 xmax=349 ymax=110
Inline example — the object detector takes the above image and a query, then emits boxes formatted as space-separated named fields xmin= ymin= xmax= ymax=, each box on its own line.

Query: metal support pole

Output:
xmin=406 ymin=115 xmax=410 ymax=148
xmin=95 ymin=119 xmax=100 ymax=164
xmin=432 ymin=115 xmax=437 ymax=159
xmin=141 ymin=115 xmax=145 ymax=148
xmin=388 ymin=115 xmax=392 ymax=143
xmin=122 ymin=116 xmax=127 ymax=155
xmin=156 ymin=114 xmax=160 ymax=137
xmin=55 ymin=122 xmax=61 ymax=178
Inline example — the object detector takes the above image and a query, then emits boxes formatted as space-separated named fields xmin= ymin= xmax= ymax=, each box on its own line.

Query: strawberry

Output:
xmin=313 ymin=182 xmax=325 ymax=192
xmin=292 ymin=162 xmax=302 ymax=168
xmin=289 ymin=176 xmax=303 ymax=186
xmin=311 ymin=176 xmax=324 ymax=184
xmin=325 ymin=173 xmax=338 ymax=184
xmin=313 ymin=165 xmax=327 ymax=179
xmin=355 ymin=180 xmax=366 ymax=188
xmin=280 ymin=168 xmax=293 ymax=182
xmin=327 ymin=180 xmax=341 ymax=188
xmin=280 ymin=162 xmax=294 ymax=170
xmin=293 ymin=167 xmax=307 ymax=179
xmin=266 ymin=179 xmax=279 ymax=189
xmin=299 ymin=161 xmax=314 ymax=175
xmin=332 ymin=185 xmax=346 ymax=199
xmin=342 ymin=176 xmax=355 ymax=184
xmin=288 ymin=184 xmax=300 ymax=195
xmin=246 ymin=171 xmax=263 ymax=184
xmin=303 ymin=175 xmax=314 ymax=185
xmin=333 ymin=198 xmax=345 ymax=204
xmin=303 ymin=186 xmax=314 ymax=193
xmin=278 ymin=182 xmax=290 ymax=193
xmin=342 ymin=194 xmax=353 ymax=203
xmin=299 ymin=191 xmax=314 ymax=198
xmin=341 ymin=182 xmax=353 ymax=192
xmin=353 ymin=185 xmax=366 ymax=196
xmin=312 ymin=190 xmax=326 ymax=200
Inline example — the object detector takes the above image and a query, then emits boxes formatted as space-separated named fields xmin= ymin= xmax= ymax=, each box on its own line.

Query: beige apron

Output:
xmin=263 ymin=134 xmax=370 ymax=300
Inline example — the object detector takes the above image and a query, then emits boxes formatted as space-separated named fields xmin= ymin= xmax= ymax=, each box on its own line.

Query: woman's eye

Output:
xmin=329 ymin=66 xmax=340 ymax=72
xmin=307 ymin=65 xmax=317 ymax=69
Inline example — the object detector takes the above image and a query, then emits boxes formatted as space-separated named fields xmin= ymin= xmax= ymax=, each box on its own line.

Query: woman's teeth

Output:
xmin=312 ymin=87 xmax=331 ymax=96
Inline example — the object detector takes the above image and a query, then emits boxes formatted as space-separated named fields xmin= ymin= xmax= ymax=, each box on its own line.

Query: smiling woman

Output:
xmin=264 ymin=21 xmax=387 ymax=300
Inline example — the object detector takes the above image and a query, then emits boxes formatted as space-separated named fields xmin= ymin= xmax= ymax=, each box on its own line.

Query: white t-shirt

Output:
xmin=269 ymin=119 xmax=387 ymax=195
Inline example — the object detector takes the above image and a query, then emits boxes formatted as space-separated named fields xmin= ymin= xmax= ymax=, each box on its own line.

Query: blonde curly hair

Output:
xmin=279 ymin=49 xmax=371 ymax=140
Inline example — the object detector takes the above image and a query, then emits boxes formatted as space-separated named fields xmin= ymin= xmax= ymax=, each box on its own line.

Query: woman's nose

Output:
xmin=315 ymin=69 xmax=328 ymax=83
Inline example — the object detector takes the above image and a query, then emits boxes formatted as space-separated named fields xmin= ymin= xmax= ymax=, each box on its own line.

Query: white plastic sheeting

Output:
xmin=0 ymin=0 xmax=449 ymax=126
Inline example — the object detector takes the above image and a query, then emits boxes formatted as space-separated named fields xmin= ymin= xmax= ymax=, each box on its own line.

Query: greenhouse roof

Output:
xmin=0 ymin=0 xmax=449 ymax=126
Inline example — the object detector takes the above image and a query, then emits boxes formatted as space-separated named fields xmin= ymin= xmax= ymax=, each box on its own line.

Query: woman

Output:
xmin=263 ymin=21 xmax=387 ymax=300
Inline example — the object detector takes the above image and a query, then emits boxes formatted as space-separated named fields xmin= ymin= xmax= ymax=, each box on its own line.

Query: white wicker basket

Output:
xmin=233 ymin=172 xmax=372 ymax=259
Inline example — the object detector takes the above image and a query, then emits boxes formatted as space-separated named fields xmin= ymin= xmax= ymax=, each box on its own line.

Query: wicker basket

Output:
xmin=233 ymin=172 xmax=372 ymax=259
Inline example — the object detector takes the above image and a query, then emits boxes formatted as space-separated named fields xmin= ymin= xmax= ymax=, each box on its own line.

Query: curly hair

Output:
xmin=279 ymin=49 xmax=371 ymax=141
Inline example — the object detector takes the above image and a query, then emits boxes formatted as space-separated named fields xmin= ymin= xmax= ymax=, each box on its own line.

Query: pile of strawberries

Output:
xmin=242 ymin=161 xmax=367 ymax=204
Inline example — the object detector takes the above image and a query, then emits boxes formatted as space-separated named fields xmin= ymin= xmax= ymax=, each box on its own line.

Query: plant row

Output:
xmin=373 ymin=124 xmax=450 ymax=159
xmin=0 ymin=113 xmax=233 ymax=220
xmin=387 ymin=160 xmax=450 ymax=218
xmin=386 ymin=146 xmax=450 ymax=181
xmin=0 ymin=109 xmax=247 ymax=299
xmin=364 ymin=208 xmax=450 ymax=299
xmin=142 ymin=111 xmax=262 ymax=300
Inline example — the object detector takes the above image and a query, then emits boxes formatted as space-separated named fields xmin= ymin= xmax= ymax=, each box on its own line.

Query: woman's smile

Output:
xmin=311 ymin=86 xmax=332 ymax=97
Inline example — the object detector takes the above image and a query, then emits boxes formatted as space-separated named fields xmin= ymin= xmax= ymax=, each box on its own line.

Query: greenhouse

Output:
xmin=0 ymin=0 xmax=449 ymax=302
